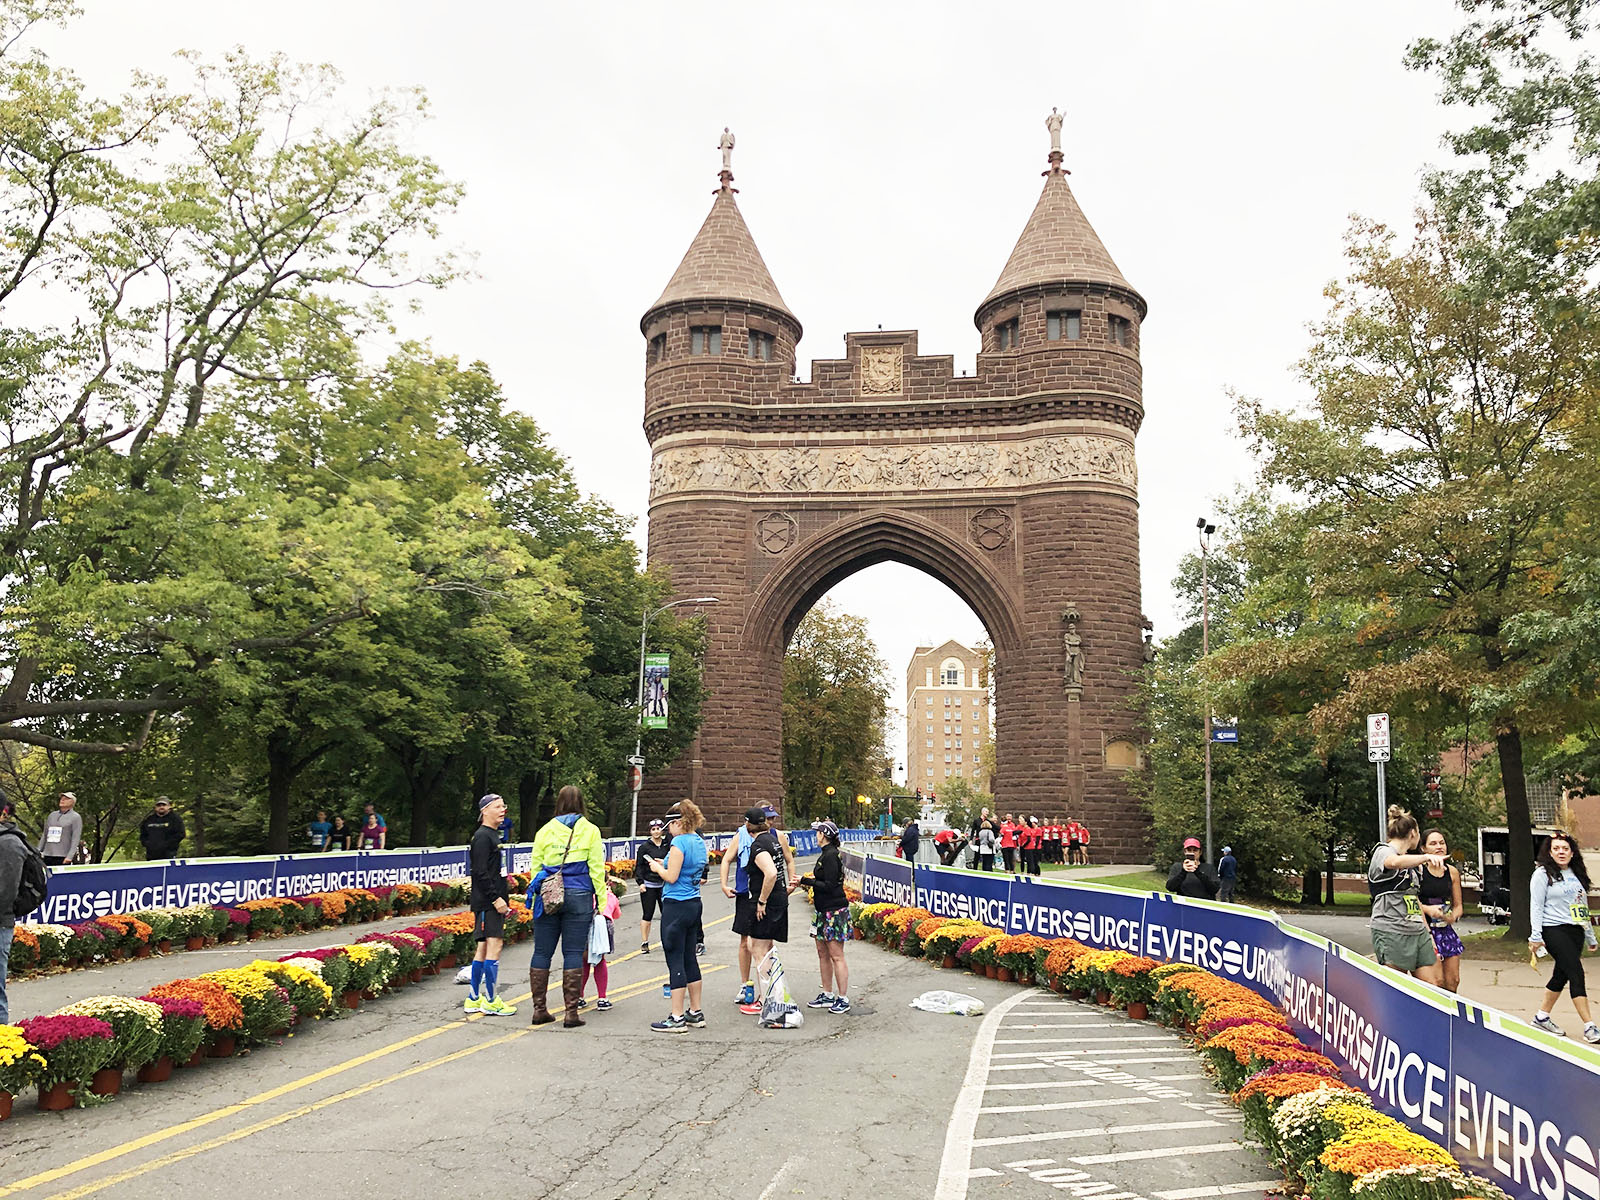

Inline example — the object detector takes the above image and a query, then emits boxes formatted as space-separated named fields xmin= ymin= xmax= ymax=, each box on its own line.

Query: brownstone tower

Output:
xmin=640 ymin=122 xmax=1149 ymax=860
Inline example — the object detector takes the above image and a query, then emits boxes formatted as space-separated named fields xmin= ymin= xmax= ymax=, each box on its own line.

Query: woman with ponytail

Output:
xmin=1367 ymin=806 xmax=1447 ymax=986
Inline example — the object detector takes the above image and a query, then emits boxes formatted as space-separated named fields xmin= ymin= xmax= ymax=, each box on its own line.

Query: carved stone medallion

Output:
xmin=755 ymin=510 xmax=797 ymax=555
xmin=970 ymin=506 xmax=1013 ymax=551
xmin=859 ymin=345 xmax=904 ymax=396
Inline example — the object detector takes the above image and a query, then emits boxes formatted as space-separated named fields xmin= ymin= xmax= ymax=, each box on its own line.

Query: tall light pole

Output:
xmin=1197 ymin=517 xmax=1216 ymax=864
xmin=631 ymin=596 xmax=719 ymax=839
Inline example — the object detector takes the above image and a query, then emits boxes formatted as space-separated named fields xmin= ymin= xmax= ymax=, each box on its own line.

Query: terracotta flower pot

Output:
xmin=157 ymin=939 xmax=172 ymax=953
xmin=1018 ymin=973 xmax=1034 ymax=987
xmin=110 ymin=947 xmax=125 ymax=961
xmin=997 ymin=967 xmax=1015 ymax=983
xmin=341 ymin=989 xmax=361 ymax=1010
xmin=1127 ymin=1001 xmax=1149 ymax=1021
xmin=90 ymin=1067 xmax=123 ymax=1097
xmin=218 ymin=929 xmax=235 ymax=943
xmin=181 ymin=1046 xmax=206 ymax=1069
xmin=424 ymin=963 xmax=439 ymax=976
xmin=409 ymin=968 xmax=423 ymax=985
xmin=246 ymin=928 xmax=262 ymax=941
xmin=1070 ymin=988 xmax=1088 ymax=1000
xmin=941 ymin=954 xmax=957 ymax=969
xmin=1050 ymin=979 xmax=1065 ymax=994
xmin=137 ymin=1056 xmax=174 ymax=1084
xmin=0 ymin=1089 xmax=12 ymax=1120
xmin=207 ymin=1035 xmax=237 ymax=1058
xmin=37 ymin=1081 xmax=73 ymax=1111
xmin=1095 ymin=989 xmax=1111 ymax=1006
xmin=185 ymin=935 xmax=205 ymax=951
xmin=984 ymin=964 xmax=998 ymax=979
xmin=134 ymin=944 xmax=152 ymax=959
xmin=439 ymin=954 xmax=457 ymax=969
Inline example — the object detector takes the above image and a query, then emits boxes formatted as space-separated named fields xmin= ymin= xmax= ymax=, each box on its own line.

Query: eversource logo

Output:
xmin=1453 ymin=1072 xmax=1599 ymax=1200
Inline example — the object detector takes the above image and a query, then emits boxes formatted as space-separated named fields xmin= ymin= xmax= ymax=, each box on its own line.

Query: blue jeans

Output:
xmin=531 ymin=897 xmax=594 ymax=970
xmin=0 ymin=926 xmax=12 ymax=1024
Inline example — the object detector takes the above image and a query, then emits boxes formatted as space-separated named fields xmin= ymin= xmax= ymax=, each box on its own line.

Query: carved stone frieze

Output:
xmin=649 ymin=433 xmax=1137 ymax=501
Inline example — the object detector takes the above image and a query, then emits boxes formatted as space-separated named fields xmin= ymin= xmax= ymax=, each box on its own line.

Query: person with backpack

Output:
xmin=2 ymin=790 xmax=52 ymax=1023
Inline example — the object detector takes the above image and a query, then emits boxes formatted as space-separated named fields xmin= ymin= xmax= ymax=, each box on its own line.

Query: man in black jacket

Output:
xmin=1167 ymin=836 xmax=1219 ymax=900
xmin=0 ymin=791 xmax=28 ymax=1023
xmin=468 ymin=794 xmax=516 ymax=1018
xmin=899 ymin=817 xmax=920 ymax=864
xmin=138 ymin=797 xmax=186 ymax=860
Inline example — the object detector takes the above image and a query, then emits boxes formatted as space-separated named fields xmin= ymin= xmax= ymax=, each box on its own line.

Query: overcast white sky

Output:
xmin=56 ymin=1 xmax=1463 ymax=771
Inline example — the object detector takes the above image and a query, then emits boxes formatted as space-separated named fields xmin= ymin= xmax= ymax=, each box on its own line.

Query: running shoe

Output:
xmin=651 ymin=1013 xmax=688 ymax=1033
xmin=684 ymin=1009 xmax=706 ymax=1028
xmin=462 ymin=995 xmax=482 ymax=1014
xmin=596 ymin=998 xmax=613 ymax=1011
xmin=738 ymin=1001 xmax=763 ymax=1016
xmin=829 ymin=996 xmax=852 ymax=1015
xmin=736 ymin=982 xmax=755 ymax=1006
xmin=641 ymin=942 xmax=649 ymax=954
xmin=806 ymin=992 xmax=833 ymax=1009
xmin=696 ymin=942 xmax=706 ymax=957
xmin=1585 ymin=1023 xmax=1600 ymax=1045
xmin=577 ymin=996 xmax=589 ymax=1010
xmin=1532 ymin=1012 xmax=1565 ymax=1037
xmin=479 ymin=996 xmax=518 ymax=1016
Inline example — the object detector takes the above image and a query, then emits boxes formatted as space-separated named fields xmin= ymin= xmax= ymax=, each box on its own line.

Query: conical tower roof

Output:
xmin=645 ymin=185 xmax=797 ymax=326
xmin=979 ymin=166 xmax=1141 ymax=319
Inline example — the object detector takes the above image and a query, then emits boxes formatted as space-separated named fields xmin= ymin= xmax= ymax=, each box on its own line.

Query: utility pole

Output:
xmin=631 ymin=596 xmax=719 ymax=839
xmin=1197 ymin=517 xmax=1217 ymax=864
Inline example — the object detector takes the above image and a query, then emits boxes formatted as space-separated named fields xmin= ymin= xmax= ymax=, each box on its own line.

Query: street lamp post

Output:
xmin=1197 ymin=517 xmax=1216 ymax=864
xmin=632 ymin=596 xmax=719 ymax=839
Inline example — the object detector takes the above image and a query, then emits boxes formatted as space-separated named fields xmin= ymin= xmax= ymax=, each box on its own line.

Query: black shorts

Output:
xmin=473 ymin=907 xmax=505 ymax=942
xmin=750 ymin=905 xmax=789 ymax=943
xmin=1069 ymin=839 xmax=1080 ymax=851
xmin=640 ymin=887 xmax=662 ymax=922
xmin=732 ymin=893 xmax=758 ymax=936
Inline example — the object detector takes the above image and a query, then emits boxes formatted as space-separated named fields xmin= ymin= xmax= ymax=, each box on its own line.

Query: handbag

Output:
xmin=539 ymin=820 xmax=578 ymax=914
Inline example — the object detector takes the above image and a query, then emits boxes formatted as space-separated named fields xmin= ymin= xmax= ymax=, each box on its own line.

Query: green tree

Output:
xmin=781 ymin=603 xmax=891 ymax=823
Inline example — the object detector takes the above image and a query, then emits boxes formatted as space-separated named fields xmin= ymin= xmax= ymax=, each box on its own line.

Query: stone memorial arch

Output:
xmin=639 ymin=121 xmax=1152 ymax=860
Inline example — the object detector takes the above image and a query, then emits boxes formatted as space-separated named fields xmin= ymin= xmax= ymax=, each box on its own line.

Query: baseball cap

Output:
xmin=155 ymin=796 xmax=172 ymax=807
xmin=1182 ymin=837 xmax=1201 ymax=850
xmin=60 ymin=791 xmax=76 ymax=802
xmin=743 ymin=806 xmax=768 ymax=825
xmin=811 ymin=819 xmax=838 ymax=839
xmin=1221 ymin=845 xmax=1232 ymax=854
xmin=762 ymin=805 xmax=779 ymax=820
xmin=477 ymin=793 xmax=503 ymax=810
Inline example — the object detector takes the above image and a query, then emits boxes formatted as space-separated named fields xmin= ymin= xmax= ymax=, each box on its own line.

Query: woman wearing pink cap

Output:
xmin=1166 ymin=837 xmax=1219 ymax=899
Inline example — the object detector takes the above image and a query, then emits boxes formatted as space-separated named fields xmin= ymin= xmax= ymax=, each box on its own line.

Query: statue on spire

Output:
xmin=718 ymin=127 xmax=736 ymax=174
xmin=1043 ymin=108 xmax=1068 ymax=176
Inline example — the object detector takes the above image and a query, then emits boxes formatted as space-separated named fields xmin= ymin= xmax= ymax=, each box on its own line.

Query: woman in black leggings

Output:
xmin=1528 ymin=832 xmax=1599 ymax=1043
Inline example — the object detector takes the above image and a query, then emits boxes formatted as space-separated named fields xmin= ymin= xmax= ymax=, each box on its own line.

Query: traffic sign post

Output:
xmin=1367 ymin=713 xmax=1390 ymax=842
xmin=1211 ymin=718 xmax=1239 ymax=744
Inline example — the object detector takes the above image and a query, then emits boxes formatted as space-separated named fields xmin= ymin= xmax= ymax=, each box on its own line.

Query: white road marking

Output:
xmin=1070 ymin=1142 xmax=1244 ymax=1165
xmin=974 ymin=1119 xmax=1223 ymax=1148
xmin=1147 ymin=1072 xmax=1206 ymax=1081
xmin=966 ymin=1167 xmax=1003 ymax=1179
xmin=933 ymin=988 xmax=1036 ymax=1200
xmin=982 ymin=1080 xmax=1098 ymax=1091
xmin=1153 ymin=1182 xmax=1283 ymax=1199
xmin=990 ymin=1049 xmax=1189 ymax=1059
xmin=1001 ymin=1021 xmax=1124 ymax=1029
xmin=987 ymin=1062 xmax=1052 ymax=1070
xmin=1053 ymin=1053 xmax=1194 ymax=1066
xmin=996 ymin=1035 xmax=1171 ymax=1044
xmin=756 ymin=1157 xmax=799 ymax=1200
xmin=979 ymin=1097 xmax=1160 ymax=1115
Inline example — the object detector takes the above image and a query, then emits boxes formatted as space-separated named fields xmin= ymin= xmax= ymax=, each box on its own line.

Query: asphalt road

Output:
xmin=1 ymin=888 xmax=1282 ymax=1200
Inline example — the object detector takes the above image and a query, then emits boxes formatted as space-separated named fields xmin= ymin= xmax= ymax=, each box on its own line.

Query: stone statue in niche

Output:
xmin=1062 ymin=607 xmax=1085 ymax=691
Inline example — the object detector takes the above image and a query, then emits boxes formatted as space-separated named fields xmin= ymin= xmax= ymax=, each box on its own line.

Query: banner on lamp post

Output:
xmin=642 ymin=653 xmax=670 ymax=730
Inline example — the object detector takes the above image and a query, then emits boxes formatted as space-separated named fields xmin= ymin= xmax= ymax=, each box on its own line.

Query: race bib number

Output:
xmin=1572 ymin=900 xmax=1591 ymax=925
xmin=1403 ymin=895 xmax=1422 ymax=917
xmin=45 ymin=826 xmax=62 ymax=844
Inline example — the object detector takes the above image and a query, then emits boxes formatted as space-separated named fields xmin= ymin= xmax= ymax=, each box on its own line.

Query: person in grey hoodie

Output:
xmin=39 ymin=791 xmax=82 ymax=866
xmin=0 ymin=791 xmax=29 ymax=1023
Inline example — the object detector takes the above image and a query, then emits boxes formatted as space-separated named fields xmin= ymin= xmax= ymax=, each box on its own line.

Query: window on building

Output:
xmin=1047 ymin=310 xmax=1082 ymax=341
xmin=648 ymin=333 xmax=667 ymax=363
xmin=996 ymin=319 xmax=1019 ymax=350
xmin=945 ymin=754 xmax=952 ymax=763
xmin=955 ymin=754 xmax=962 ymax=763
xmin=747 ymin=330 xmax=773 ymax=361
xmin=955 ymin=739 xmax=962 ymax=748
xmin=1108 ymin=315 xmax=1131 ymax=346
xmin=955 ymin=767 xmax=964 ymax=777
xmin=690 ymin=326 xmax=722 ymax=355
xmin=944 ymin=768 xmax=952 ymax=777
xmin=925 ymin=739 xmax=933 ymax=748
xmin=944 ymin=725 xmax=951 ymax=735
xmin=944 ymin=698 xmax=951 ymax=707
xmin=944 ymin=739 xmax=951 ymax=749
xmin=926 ymin=752 xmax=934 ymax=762
xmin=954 ymin=697 xmax=963 ymax=707
xmin=925 ymin=723 xmax=932 ymax=733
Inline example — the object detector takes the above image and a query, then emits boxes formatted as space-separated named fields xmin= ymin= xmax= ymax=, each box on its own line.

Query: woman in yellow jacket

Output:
xmin=526 ymin=785 xmax=607 ymax=1027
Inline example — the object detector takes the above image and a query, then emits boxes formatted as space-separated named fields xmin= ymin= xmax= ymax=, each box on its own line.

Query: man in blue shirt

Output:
xmin=1217 ymin=846 xmax=1238 ymax=903
xmin=720 ymin=808 xmax=764 ymax=1008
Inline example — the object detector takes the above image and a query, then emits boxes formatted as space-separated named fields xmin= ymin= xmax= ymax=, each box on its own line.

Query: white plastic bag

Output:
xmin=909 ymin=990 xmax=986 ymax=1017
xmin=755 ymin=948 xmax=804 ymax=1029
xmin=586 ymin=913 xmax=611 ymax=964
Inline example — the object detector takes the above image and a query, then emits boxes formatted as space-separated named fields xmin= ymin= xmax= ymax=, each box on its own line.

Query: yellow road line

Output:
xmin=0 ymin=913 xmax=733 ymax=1196
xmin=39 ymin=969 xmax=724 ymax=1200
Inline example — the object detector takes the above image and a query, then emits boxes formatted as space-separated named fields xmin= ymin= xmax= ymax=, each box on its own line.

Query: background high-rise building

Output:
xmin=905 ymin=641 xmax=987 ymax=798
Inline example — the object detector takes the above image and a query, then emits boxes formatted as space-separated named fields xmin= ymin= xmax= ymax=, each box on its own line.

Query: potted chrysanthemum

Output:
xmin=15 ymin=1014 xmax=114 ymax=1109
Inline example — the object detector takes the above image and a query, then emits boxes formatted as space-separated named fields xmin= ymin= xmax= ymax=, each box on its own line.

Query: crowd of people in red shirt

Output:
xmin=929 ymin=809 xmax=1090 ymax=874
